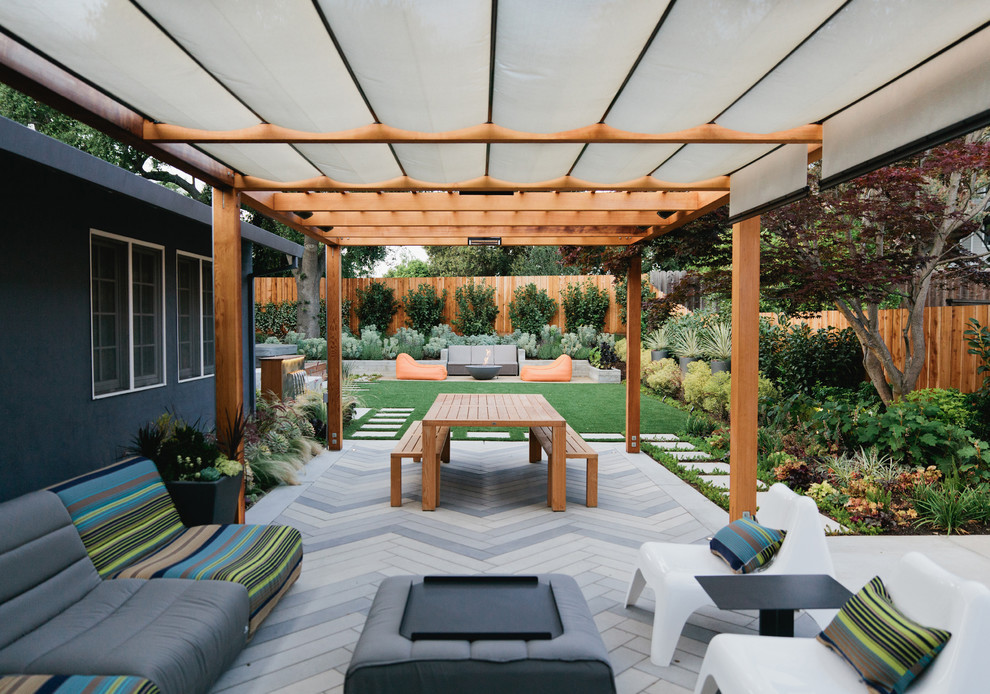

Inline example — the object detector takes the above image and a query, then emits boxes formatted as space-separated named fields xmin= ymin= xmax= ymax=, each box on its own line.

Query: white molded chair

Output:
xmin=693 ymin=552 xmax=990 ymax=694
xmin=624 ymin=483 xmax=834 ymax=666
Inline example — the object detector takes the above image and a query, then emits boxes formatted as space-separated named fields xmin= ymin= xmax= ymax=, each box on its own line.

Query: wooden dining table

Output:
xmin=421 ymin=393 xmax=568 ymax=511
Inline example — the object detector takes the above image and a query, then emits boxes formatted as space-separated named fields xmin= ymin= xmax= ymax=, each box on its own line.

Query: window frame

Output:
xmin=89 ymin=230 xmax=166 ymax=399
xmin=176 ymin=250 xmax=215 ymax=382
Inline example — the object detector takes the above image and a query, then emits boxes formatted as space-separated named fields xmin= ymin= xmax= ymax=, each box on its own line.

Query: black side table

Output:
xmin=695 ymin=574 xmax=852 ymax=637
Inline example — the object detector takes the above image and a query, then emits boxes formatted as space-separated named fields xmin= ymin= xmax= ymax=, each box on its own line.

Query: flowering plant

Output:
xmin=132 ymin=414 xmax=242 ymax=482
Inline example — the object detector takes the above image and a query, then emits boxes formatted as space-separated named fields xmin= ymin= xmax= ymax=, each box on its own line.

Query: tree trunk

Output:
xmin=295 ymin=237 xmax=323 ymax=339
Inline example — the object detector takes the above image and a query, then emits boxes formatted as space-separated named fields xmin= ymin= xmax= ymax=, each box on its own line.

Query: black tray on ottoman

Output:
xmin=346 ymin=574 xmax=615 ymax=694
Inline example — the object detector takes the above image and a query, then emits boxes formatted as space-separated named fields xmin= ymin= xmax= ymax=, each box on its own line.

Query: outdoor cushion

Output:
xmin=52 ymin=457 xmax=303 ymax=634
xmin=0 ymin=674 xmax=161 ymax=693
xmin=50 ymin=457 xmax=185 ymax=577
xmin=111 ymin=523 xmax=303 ymax=633
xmin=0 ymin=578 xmax=247 ymax=694
xmin=396 ymin=352 xmax=447 ymax=380
xmin=446 ymin=345 xmax=473 ymax=363
xmin=709 ymin=518 xmax=785 ymax=574
xmin=817 ymin=576 xmax=951 ymax=694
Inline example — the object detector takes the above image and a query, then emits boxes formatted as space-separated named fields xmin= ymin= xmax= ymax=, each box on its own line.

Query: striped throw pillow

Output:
xmin=709 ymin=518 xmax=785 ymax=574
xmin=818 ymin=576 xmax=951 ymax=694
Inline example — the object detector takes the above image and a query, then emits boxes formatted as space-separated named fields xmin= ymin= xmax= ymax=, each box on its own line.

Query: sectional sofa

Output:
xmin=0 ymin=457 xmax=303 ymax=694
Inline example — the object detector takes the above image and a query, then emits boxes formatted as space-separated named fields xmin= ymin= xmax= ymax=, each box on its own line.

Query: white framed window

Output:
xmin=176 ymin=251 xmax=215 ymax=381
xmin=90 ymin=230 xmax=165 ymax=397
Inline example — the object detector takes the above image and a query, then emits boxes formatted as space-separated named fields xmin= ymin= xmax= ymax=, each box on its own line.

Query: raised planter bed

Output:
xmin=588 ymin=365 xmax=621 ymax=383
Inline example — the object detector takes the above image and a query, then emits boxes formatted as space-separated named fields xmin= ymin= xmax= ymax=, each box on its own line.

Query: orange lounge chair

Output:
xmin=520 ymin=354 xmax=572 ymax=382
xmin=396 ymin=352 xmax=447 ymax=380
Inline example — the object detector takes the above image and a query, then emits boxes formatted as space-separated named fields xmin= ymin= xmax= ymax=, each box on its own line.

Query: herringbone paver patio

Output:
xmin=212 ymin=440 xmax=816 ymax=694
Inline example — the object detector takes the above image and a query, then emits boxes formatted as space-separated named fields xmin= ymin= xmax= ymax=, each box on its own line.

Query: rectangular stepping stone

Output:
xmin=650 ymin=441 xmax=695 ymax=450
xmin=351 ymin=431 xmax=398 ymax=438
xmin=581 ymin=433 xmax=624 ymax=440
xmin=669 ymin=450 xmax=712 ymax=461
xmin=380 ymin=408 xmax=414 ymax=412
xmin=362 ymin=424 xmax=401 ymax=430
xmin=353 ymin=408 xmax=372 ymax=419
xmin=640 ymin=433 xmax=679 ymax=441
xmin=370 ymin=418 xmax=408 ymax=423
xmin=699 ymin=475 xmax=731 ymax=489
xmin=465 ymin=432 xmax=511 ymax=439
xmin=680 ymin=462 xmax=730 ymax=474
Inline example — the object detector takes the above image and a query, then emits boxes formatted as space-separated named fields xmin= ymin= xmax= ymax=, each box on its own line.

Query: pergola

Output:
xmin=3 ymin=1 xmax=988 ymax=520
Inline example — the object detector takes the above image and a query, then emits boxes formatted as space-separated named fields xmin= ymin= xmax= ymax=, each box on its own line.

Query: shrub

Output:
xmin=355 ymin=281 xmax=399 ymax=333
xmin=577 ymin=325 xmax=598 ymax=347
xmin=560 ymin=332 xmax=582 ymax=356
xmin=341 ymin=333 xmax=362 ymax=359
xmin=403 ymin=283 xmax=447 ymax=334
xmin=561 ymin=280 xmax=610 ymax=333
xmin=393 ymin=327 xmax=426 ymax=359
xmin=684 ymin=411 xmax=717 ymax=437
xmin=902 ymin=388 xmax=973 ymax=428
xmin=759 ymin=319 xmax=863 ymax=395
xmin=452 ymin=281 xmax=499 ymax=335
xmin=913 ymin=481 xmax=987 ymax=534
xmin=298 ymin=337 xmax=326 ymax=360
xmin=359 ymin=326 xmax=384 ymax=360
xmin=508 ymin=283 xmax=558 ymax=335
xmin=537 ymin=341 xmax=564 ymax=359
xmin=644 ymin=358 xmax=681 ymax=398
xmin=590 ymin=341 xmax=619 ymax=369
xmin=255 ymin=301 xmax=298 ymax=339
xmin=682 ymin=360 xmax=776 ymax=421
xmin=508 ymin=330 xmax=539 ymax=358
xmin=613 ymin=277 xmax=655 ymax=331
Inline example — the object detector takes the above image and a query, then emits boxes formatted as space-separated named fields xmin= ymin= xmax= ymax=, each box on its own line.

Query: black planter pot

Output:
xmin=710 ymin=359 xmax=730 ymax=373
xmin=679 ymin=356 xmax=699 ymax=374
xmin=651 ymin=349 xmax=669 ymax=361
xmin=165 ymin=472 xmax=243 ymax=526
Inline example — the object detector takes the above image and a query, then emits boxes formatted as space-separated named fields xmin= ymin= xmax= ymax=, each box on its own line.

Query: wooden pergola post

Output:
xmin=626 ymin=254 xmax=641 ymax=454
xmin=325 ymin=245 xmax=343 ymax=450
xmin=729 ymin=215 xmax=761 ymax=520
xmin=212 ymin=186 xmax=245 ymax=522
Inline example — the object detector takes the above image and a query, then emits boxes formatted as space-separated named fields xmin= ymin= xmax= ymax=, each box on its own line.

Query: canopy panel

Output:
xmin=1 ymin=0 xmax=987 ymax=241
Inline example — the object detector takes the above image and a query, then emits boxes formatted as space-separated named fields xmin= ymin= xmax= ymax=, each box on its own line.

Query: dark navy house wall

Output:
xmin=0 ymin=154 xmax=216 ymax=501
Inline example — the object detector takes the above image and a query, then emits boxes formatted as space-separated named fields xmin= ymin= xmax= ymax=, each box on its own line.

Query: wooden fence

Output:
xmin=768 ymin=305 xmax=989 ymax=394
xmin=254 ymin=275 xmax=627 ymax=334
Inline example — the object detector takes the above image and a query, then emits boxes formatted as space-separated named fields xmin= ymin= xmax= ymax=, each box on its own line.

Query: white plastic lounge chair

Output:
xmin=624 ymin=483 xmax=834 ymax=666
xmin=693 ymin=551 xmax=990 ymax=694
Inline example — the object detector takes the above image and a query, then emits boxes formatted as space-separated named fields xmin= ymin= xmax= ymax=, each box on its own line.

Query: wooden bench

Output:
xmin=391 ymin=421 xmax=451 ymax=507
xmin=529 ymin=425 xmax=598 ymax=507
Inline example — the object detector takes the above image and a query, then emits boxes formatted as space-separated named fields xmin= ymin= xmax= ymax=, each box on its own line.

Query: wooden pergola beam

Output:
xmin=272 ymin=191 xmax=707 ymax=212
xmin=239 ymin=191 xmax=336 ymax=243
xmin=304 ymin=210 xmax=668 ymax=227
xmin=0 ymin=34 xmax=234 ymax=189
xmin=329 ymin=234 xmax=646 ymax=246
xmin=642 ymin=192 xmax=731 ymax=239
xmin=144 ymin=121 xmax=822 ymax=145
xmin=235 ymin=173 xmax=730 ymax=193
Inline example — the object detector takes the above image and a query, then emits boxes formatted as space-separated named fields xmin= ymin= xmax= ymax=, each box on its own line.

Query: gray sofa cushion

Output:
xmin=0 ymin=492 xmax=101 ymax=651
xmin=346 ymin=574 xmax=614 ymax=694
xmin=0 ymin=578 xmax=248 ymax=694
xmin=445 ymin=345 xmax=520 ymax=376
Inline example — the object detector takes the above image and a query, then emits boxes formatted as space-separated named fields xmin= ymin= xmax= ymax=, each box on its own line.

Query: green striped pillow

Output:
xmin=817 ymin=576 xmax=951 ymax=694
xmin=709 ymin=518 xmax=785 ymax=574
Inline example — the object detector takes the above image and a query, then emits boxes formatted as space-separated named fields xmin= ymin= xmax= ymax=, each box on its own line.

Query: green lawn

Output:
xmin=344 ymin=381 xmax=688 ymax=439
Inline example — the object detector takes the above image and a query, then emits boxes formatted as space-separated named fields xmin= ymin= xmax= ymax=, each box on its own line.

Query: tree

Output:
xmin=384 ymin=257 xmax=432 ymax=277
xmin=649 ymin=133 xmax=990 ymax=404
xmin=0 ymin=85 xmax=208 ymax=201
xmin=509 ymin=246 xmax=580 ymax=276
xmin=342 ymin=246 xmax=389 ymax=278
xmin=425 ymin=246 xmax=521 ymax=276
xmin=760 ymin=134 xmax=990 ymax=403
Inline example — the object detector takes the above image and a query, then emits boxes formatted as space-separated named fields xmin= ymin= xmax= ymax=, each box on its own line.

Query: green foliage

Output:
xmin=902 ymin=388 xmax=974 ymax=428
xmin=643 ymin=325 xmax=671 ymax=351
xmin=384 ymin=257 xmax=433 ymax=278
xmin=560 ymin=280 xmax=611 ymax=333
xmin=701 ymin=321 xmax=732 ymax=360
xmin=508 ymin=330 xmax=539 ymax=358
xmin=393 ymin=327 xmax=426 ymax=360
xmin=685 ymin=410 xmax=717 ymax=437
xmin=255 ymin=301 xmax=299 ymax=339
xmin=759 ymin=319 xmax=864 ymax=395
xmin=509 ymin=246 xmax=581 ymax=276
xmin=245 ymin=398 xmax=320 ymax=490
xmin=402 ymin=283 xmax=447 ymax=334
xmin=670 ymin=325 xmax=705 ymax=358
xmin=560 ymin=332 xmax=582 ymax=356
xmin=590 ymin=341 xmax=619 ymax=369
xmin=913 ymin=481 xmax=988 ymax=534
xmin=355 ymin=281 xmax=399 ymax=334
xmin=132 ymin=414 xmax=240 ymax=483
xmin=342 ymin=247 xmax=388 ymax=279
xmin=577 ymin=325 xmax=599 ymax=347
xmin=642 ymin=443 xmax=729 ymax=511
xmin=452 ymin=281 xmax=499 ymax=335
xmin=425 ymin=246 xmax=519 ymax=276
xmin=614 ymin=276 xmax=656 ymax=331
xmin=341 ymin=332 xmax=363 ymax=359
xmin=643 ymin=358 xmax=682 ymax=398
xmin=537 ymin=341 xmax=564 ymax=359
xmin=508 ymin=283 xmax=558 ymax=334
xmin=965 ymin=317 xmax=990 ymax=388
xmin=359 ymin=326 xmax=385 ymax=360
xmin=299 ymin=338 xmax=327 ymax=360
xmin=682 ymin=360 xmax=776 ymax=421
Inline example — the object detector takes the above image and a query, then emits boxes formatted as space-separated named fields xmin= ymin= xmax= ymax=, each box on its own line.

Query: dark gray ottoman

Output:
xmin=345 ymin=574 xmax=615 ymax=694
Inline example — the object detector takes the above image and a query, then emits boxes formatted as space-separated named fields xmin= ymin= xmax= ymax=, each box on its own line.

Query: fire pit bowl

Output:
xmin=465 ymin=364 xmax=501 ymax=380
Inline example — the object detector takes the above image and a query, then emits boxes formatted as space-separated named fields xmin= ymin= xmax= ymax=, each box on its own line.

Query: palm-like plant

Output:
xmin=701 ymin=322 xmax=732 ymax=361
xmin=643 ymin=325 xmax=671 ymax=351
xmin=670 ymin=326 xmax=704 ymax=358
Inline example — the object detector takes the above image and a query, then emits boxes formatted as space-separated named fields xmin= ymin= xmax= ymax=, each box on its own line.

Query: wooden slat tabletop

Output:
xmin=423 ymin=393 xmax=565 ymax=427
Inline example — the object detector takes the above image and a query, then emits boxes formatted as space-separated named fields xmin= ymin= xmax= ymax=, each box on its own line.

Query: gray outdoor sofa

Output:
xmin=441 ymin=344 xmax=526 ymax=376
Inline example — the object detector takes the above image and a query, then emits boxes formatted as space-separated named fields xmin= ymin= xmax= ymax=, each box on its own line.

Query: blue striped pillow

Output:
xmin=817 ymin=576 xmax=950 ymax=694
xmin=709 ymin=518 xmax=785 ymax=574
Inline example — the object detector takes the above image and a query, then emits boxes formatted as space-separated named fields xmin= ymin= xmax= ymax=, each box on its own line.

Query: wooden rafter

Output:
xmin=143 ymin=121 xmax=822 ymax=145
xmin=641 ymin=192 xmax=731 ymax=239
xmin=303 ymin=210 xmax=671 ymax=227
xmin=330 ymin=235 xmax=644 ymax=246
xmin=271 ymin=190 xmax=713 ymax=212
xmin=240 ymin=191 xmax=337 ymax=244
xmin=235 ymin=173 xmax=730 ymax=193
